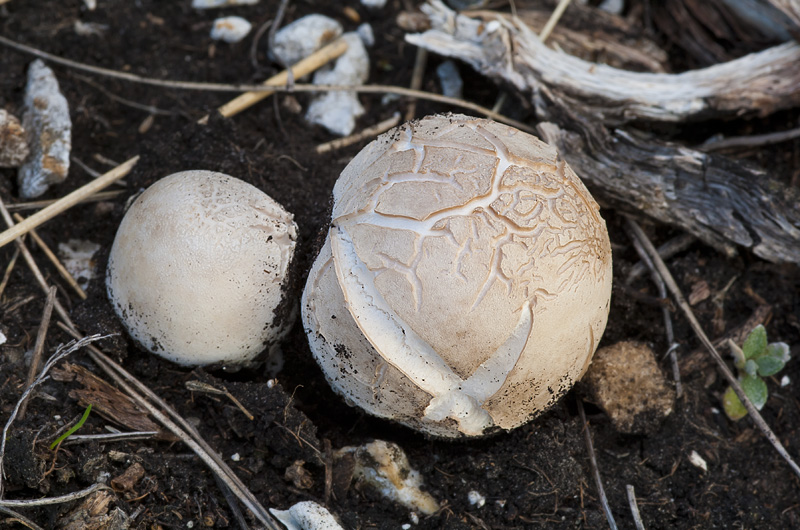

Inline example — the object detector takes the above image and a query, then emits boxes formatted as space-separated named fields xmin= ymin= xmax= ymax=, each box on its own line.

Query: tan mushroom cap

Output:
xmin=302 ymin=114 xmax=612 ymax=437
xmin=107 ymin=170 xmax=297 ymax=367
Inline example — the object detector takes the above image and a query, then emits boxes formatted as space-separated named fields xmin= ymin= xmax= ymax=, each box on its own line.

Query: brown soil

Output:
xmin=1 ymin=1 xmax=799 ymax=529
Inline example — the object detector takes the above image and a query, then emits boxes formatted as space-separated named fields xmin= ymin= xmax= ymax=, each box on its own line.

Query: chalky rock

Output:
xmin=210 ymin=16 xmax=252 ymax=43
xmin=305 ymin=33 xmax=369 ymax=136
xmin=270 ymin=501 xmax=344 ymax=530
xmin=337 ymin=440 xmax=440 ymax=515
xmin=0 ymin=110 xmax=29 ymax=168
xmin=303 ymin=114 xmax=613 ymax=437
xmin=17 ymin=60 xmax=72 ymax=198
xmin=192 ymin=0 xmax=259 ymax=9
xmin=583 ymin=341 xmax=675 ymax=434
xmin=270 ymin=14 xmax=343 ymax=67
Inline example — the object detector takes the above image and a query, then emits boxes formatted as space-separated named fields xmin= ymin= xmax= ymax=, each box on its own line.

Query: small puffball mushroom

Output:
xmin=107 ymin=170 xmax=297 ymax=367
xmin=302 ymin=114 xmax=612 ymax=438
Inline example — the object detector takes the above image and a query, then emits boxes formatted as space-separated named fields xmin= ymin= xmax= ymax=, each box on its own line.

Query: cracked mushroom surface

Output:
xmin=106 ymin=170 xmax=297 ymax=368
xmin=302 ymin=114 xmax=612 ymax=438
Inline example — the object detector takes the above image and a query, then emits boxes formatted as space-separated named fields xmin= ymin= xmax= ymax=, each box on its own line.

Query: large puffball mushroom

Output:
xmin=107 ymin=170 xmax=297 ymax=367
xmin=302 ymin=114 xmax=612 ymax=438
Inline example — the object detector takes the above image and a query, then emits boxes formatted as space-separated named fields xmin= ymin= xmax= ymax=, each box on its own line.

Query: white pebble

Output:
xmin=436 ymin=60 xmax=463 ymax=99
xmin=0 ymin=110 xmax=29 ymax=168
xmin=361 ymin=0 xmax=387 ymax=8
xmin=74 ymin=20 xmax=108 ymax=36
xmin=357 ymin=23 xmax=374 ymax=47
xmin=270 ymin=501 xmax=344 ymax=530
xmin=305 ymin=33 xmax=369 ymax=136
xmin=192 ymin=0 xmax=259 ymax=8
xmin=781 ymin=375 xmax=791 ymax=387
xmin=689 ymin=450 xmax=707 ymax=472
xmin=468 ymin=490 xmax=486 ymax=508
xmin=18 ymin=60 xmax=72 ymax=198
xmin=270 ymin=15 xmax=342 ymax=67
xmin=83 ymin=0 xmax=97 ymax=9
xmin=231 ymin=453 xmax=241 ymax=462
xmin=409 ymin=512 xmax=419 ymax=524
xmin=58 ymin=239 xmax=100 ymax=291
xmin=0 ymin=330 xmax=5 ymax=347
xmin=210 ymin=16 xmax=252 ymax=43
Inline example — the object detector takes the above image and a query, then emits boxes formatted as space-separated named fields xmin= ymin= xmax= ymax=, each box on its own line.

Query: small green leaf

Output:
xmin=741 ymin=375 xmax=768 ymax=410
xmin=756 ymin=355 xmax=785 ymax=377
xmin=766 ymin=342 xmax=790 ymax=363
xmin=744 ymin=359 xmax=759 ymax=377
xmin=742 ymin=325 xmax=767 ymax=360
xmin=50 ymin=404 xmax=92 ymax=450
xmin=722 ymin=386 xmax=748 ymax=421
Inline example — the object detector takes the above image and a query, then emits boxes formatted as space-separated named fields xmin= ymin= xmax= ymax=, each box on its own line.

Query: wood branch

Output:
xmin=407 ymin=1 xmax=800 ymax=125
xmin=536 ymin=112 xmax=800 ymax=264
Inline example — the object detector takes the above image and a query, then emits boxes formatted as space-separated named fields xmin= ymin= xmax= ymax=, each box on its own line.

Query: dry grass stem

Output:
xmin=702 ymin=125 xmax=800 ymax=151
xmin=625 ymin=218 xmax=800 ymax=480
xmin=0 ymin=482 xmax=108 ymax=507
xmin=12 ymin=213 xmax=86 ymax=300
xmin=0 ymin=246 xmax=20 ymax=300
xmin=538 ymin=0 xmax=574 ymax=43
xmin=626 ymin=485 xmax=645 ymax=530
xmin=406 ymin=47 xmax=428 ymax=121
xmin=627 ymin=228 xmax=682 ymax=398
xmin=185 ymin=381 xmax=255 ymax=421
xmin=202 ymin=38 xmax=349 ymax=123
xmin=577 ymin=397 xmax=618 ymax=530
xmin=4 ymin=191 xmax=125 ymax=214
xmin=0 ymin=505 xmax=45 ymax=530
xmin=316 ymin=112 xmax=402 ymax=154
xmin=62 ymin=430 xmax=159 ymax=445
xmin=0 ymin=156 xmax=139 ymax=250
xmin=18 ymin=285 xmax=57 ymax=420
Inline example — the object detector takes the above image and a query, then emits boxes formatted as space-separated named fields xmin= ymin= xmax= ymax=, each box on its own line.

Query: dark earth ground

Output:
xmin=1 ymin=1 xmax=800 ymax=528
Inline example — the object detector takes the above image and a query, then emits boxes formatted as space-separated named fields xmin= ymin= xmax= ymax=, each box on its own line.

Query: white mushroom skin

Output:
xmin=107 ymin=170 xmax=297 ymax=367
xmin=302 ymin=114 xmax=612 ymax=438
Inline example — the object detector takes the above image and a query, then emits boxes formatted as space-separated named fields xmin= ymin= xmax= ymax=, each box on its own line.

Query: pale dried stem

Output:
xmin=626 ymin=484 xmax=646 ymax=530
xmin=0 ymin=156 xmax=139 ymax=251
xmin=406 ymin=47 xmax=428 ymax=121
xmin=0 ymin=482 xmax=107 ymax=507
xmin=0 ymin=246 xmax=20 ymax=300
xmin=0 ymin=505 xmax=45 ymax=530
xmin=577 ymin=397 xmax=618 ymax=530
xmin=625 ymin=218 xmax=800 ymax=480
xmin=13 ymin=213 xmax=86 ymax=300
xmin=18 ymin=285 xmax=57 ymax=421
xmin=538 ymin=0 xmax=573 ymax=43
xmin=5 ymin=191 xmax=124 ymax=214
xmin=316 ymin=112 xmax=402 ymax=154
xmin=627 ymin=231 xmax=682 ymax=398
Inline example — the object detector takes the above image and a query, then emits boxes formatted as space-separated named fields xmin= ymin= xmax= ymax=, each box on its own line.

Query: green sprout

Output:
xmin=722 ymin=325 xmax=791 ymax=421
xmin=50 ymin=404 xmax=92 ymax=450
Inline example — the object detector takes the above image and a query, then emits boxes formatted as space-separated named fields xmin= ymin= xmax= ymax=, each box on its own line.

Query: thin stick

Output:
xmin=13 ymin=213 xmax=86 ymax=300
xmin=626 ymin=233 xmax=695 ymax=284
xmin=4 ymin=191 xmax=125 ymax=213
xmin=316 ymin=112 xmax=402 ymax=154
xmin=626 ymin=485 xmax=646 ymax=530
xmin=538 ymin=0 xmax=573 ymax=43
xmin=185 ymin=381 xmax=254 ymax=421
xmin=0 ymin=482 xmax=107 ymax=507
xmin=0 ymin=246 xmax=20 ymax=300
xmin=625 ymin=218 xmax=800 ymax=479
xmin=0 ymin=506 xmax=45 ymax=530
xmin=577 ymin=397 xmax=618 ymax=530
xmin=200 ymin=38 xmax=349 ymax=123
xmin=62 ymin=430 xmax=159 ymax=445
xmin=0 ymin=335 xmax=107 ymax=498
xmin=702 ymin=125 xmax=800 ymax=151
xmin=406 ymin=47 xmax=428 ymax=121
xmin=627 ymin=231 xmax=682 ymax=398
xmin=0 ymin=35 xmax=532 ymax=132
xmin=0 ymin=156 xmax=138 ymax=251
xmin=18 ymin=286 xmax=57 ymax=421
xmin=213 ymin=473 xmax=250 ymax=530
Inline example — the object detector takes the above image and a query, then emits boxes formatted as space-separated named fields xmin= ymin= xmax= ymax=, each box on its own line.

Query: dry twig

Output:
xmin=538 ymin=0 xmax=573 ymax=42
xmin=316 ymin=112 xmax=402 ymax=154
xmin=577 ymin=397 xmax=617 ymax=530
xmin=626 ymin=485 xmax=645 ymax=530
xmin=18 ymin=286 xmax=57 ymax=420
xmin=625 ymin=218 xmax=800 ymax=480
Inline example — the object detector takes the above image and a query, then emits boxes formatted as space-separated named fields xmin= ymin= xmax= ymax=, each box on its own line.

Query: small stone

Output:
xmin=270 ymin=14 xmax=343 ymax=67
xmin=361 ymin=0 xmax=387 ymax=8
xmin=436 ymin=60 xmax=463 ymax=99
xmin=192 ymin=0 xmax=259 ymax=9
xmin=305 ymin=33 xmax=369 ymax=136
xmin=0 ymin=110 xmax=29 ymax=167
xmin=17 ymin=60 xmax=72 ymax=198
xmin=468 ymin=490 xmax=486 ymax=508
xmin=583 ymin=341 xmax=675 ymax=434
xmin=688 ymin=450 xmax=707 ymax=472
xmin=210 ymin=16 xmax=252 ymax=43
xmin=336 ymin=440 xmax=439 ymax=515
xmin=269 ymin=501 xmax=344 ymax=530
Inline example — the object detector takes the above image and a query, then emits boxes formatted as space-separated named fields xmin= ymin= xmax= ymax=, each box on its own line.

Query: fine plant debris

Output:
xmin=0 ymin=1 xmax=799 ymax=529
